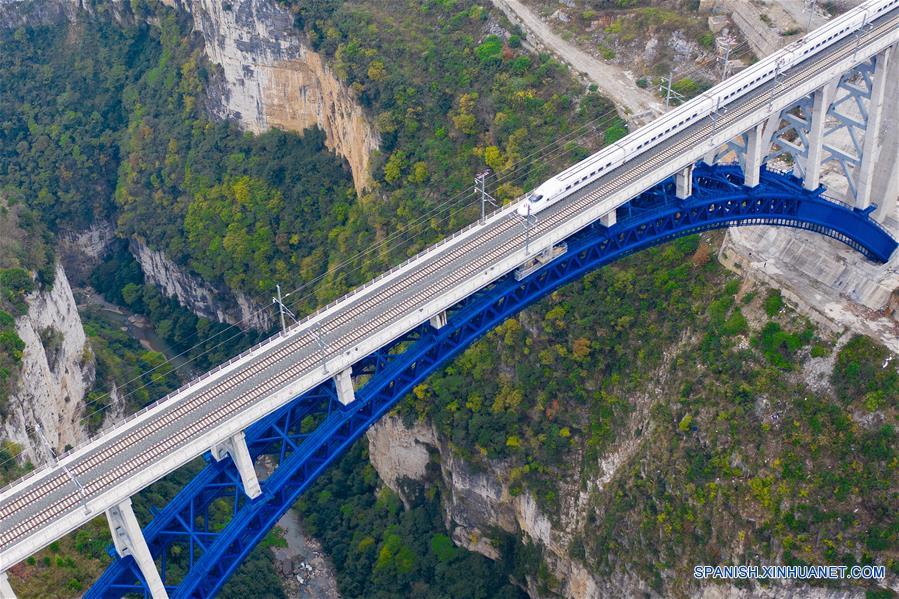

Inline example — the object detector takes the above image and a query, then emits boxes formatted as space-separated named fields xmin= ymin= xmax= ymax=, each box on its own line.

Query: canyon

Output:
xmin=0 ymin=1 xmax=896 ymax=597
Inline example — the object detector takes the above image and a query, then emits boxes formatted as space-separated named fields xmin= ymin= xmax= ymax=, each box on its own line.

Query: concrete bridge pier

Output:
xmin=855 ymin=45 xmax=894 ymax=212
xmin=743 ymin=123 xmax=765 ymax=188
xmin=334 ymin=367 xmax=356 ymax=406
xmin=429 ymin=310 xmax=448 ymax=330
xmin=802 ymin=83 xmax=837 ymax=191
xmin=863 ymin=44 xmax=899 ymax=223
xmin=211 ymin=431 xmax=261 ymax=499
xmin=600 ymin=210 xmax=617 ymax=227
xmin=0 ymin=571 xmax=16 ymax=599
xmin=106 ymin=498 xmax=168 ymax=598
xmin=675 ymin=164 xmax=694 ymax=199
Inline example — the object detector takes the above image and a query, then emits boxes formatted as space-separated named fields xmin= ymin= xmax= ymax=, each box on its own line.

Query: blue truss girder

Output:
xmin=87 ymin=164 xmax=896 ymax=598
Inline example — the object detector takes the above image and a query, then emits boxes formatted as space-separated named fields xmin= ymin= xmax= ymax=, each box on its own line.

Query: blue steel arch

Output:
xmin=87 ymin=164 xmax=896 ymax=598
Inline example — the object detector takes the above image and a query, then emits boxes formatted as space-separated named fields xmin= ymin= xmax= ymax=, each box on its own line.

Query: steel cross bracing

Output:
xmin=1 ymin=6 xmax=898 ymax=587
xmin=85 ymin=164 xmax=897 ymax=597
xmin=821 ymin=54 xmax=883 ymax=201
xmin=709 ymin=51 xmax=893 ymax=208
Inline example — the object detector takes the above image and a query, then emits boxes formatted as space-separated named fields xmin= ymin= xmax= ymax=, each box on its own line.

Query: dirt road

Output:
xmin=491 ymin=0 xmax=663 ymax=122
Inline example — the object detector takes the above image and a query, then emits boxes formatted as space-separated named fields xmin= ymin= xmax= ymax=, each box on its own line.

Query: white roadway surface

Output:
xmin=0 ymin=7 xmax=897 ymax=571
xmin=490 ymin=0 xmax=664 ymax=119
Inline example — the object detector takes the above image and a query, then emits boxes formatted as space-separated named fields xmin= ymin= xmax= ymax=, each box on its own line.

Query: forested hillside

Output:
xmin=393 ymin=233 xmax=897 ymax=595
xmin=0 ymin=0 xmax=895 ymax=597
xmin=109 ymin=0 xmax=624 ymax=311
xmin=0 ymin=0 xmax=626 ymax=596
xmin=1 ymin=0 xmax=624 ymax=425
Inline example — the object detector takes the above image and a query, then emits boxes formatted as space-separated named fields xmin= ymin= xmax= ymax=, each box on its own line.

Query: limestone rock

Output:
xmin=180 ymin=0 xmax=379 ymax=195
xmin=131 ymin=239 xmax=273 ymax=331
xmin=2 ymin=263 xmax=93 ymax=461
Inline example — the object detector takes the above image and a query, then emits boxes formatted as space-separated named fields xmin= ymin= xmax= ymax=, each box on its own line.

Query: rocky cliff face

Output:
xmin=1 ymin=263 xmax=93 ymax=461
xmin=178 ymin=0 xmax=379 ymax=194
xmin=0 ymin=0 xmax=134 ymax=29
xmin=132 ymin=238 xmax=273 ymax=331
xmin=5 ymin=0 xmax=376 ymax=330
xmin=0 ymin=0 xmax=72 ymax=27
xmin=720 ymin=227 xmax=899 ymax=353
xmin=57 ymin=221 xmax=116 ymax=286
xmin=367 ymin=402 xmax=876 ymax=599
xmin=131 ymin=0 xmax=378 ymax=328
xmin=4 ymin=0 xmax=379 ymax=194
xmin=368 ymin=414 xmax=605 ymax=598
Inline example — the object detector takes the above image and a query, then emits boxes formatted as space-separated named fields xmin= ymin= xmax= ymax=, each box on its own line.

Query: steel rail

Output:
xmin=0 ymin=7 xmax=895 ymax=563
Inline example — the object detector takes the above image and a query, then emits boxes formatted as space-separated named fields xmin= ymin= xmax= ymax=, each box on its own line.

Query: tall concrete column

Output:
xmin=106 ymin=498 xmax=168 ymax=599
xmin=675 ymin=164 xmax=694 ymax=199
xmin=743 ymin=123 xmax=765 ymax=188
xmin=803 ymin=82 xmax=836 ymax=191
xmin=1 ymin=571 xmax=17 ymax=599
xmin=855 ymin=46 xmax=893 ymax=210
xmin=211 ymin=431 xmax=261 ymax=499
xmin=869 ymin=44 xmax=899 ymax=223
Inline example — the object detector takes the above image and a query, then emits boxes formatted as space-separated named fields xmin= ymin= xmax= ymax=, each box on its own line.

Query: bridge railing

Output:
xmin=0 ymin=199 xmax=517 ymax=498
xmin=760 ymin=165 xmax=894 ymax=236
xmin=4 ymin=162 xmax=894 ymax=499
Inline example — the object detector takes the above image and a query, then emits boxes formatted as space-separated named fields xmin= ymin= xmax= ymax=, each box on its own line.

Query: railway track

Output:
xmin=0 ymin=7 xmax=895 ymax=560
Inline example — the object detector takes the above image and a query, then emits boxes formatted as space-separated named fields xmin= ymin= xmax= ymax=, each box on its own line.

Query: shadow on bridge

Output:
xmin=88 ymin=164 xmax=897 ymax=598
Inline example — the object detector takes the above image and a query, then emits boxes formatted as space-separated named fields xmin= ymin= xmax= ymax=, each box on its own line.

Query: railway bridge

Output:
xmin=1 ymin=3 xmax=898 ymax=597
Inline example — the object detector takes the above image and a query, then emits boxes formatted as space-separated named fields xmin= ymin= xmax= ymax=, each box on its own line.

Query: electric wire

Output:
xmin=0 ymin=39 xmax=759 ymax=473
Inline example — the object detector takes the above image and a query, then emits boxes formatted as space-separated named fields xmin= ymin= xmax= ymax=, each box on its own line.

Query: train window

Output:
xmin=565 ymin=185 xmax=571 ymax=190
xmin=606 ymin=162 xmax=611 ymax=167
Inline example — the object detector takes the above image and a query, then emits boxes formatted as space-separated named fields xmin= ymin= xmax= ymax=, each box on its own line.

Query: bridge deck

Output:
xmin=1 ymin=6 xmax=896 ymax=568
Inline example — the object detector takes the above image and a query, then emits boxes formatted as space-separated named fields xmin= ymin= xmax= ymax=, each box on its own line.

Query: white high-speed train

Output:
xmin=516 ymin=0 xmax=898 ymax=218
